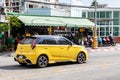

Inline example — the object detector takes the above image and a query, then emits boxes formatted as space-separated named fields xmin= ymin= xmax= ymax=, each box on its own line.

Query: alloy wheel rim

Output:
xmin=78 ymin=53 xmax=85 ymax=63
xmin=38 ymin=56 xmax=48 ymax=67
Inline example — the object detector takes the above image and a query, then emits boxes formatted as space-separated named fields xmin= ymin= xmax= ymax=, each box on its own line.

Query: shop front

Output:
xmin=18 ymin=15 xmax=96 ymax=37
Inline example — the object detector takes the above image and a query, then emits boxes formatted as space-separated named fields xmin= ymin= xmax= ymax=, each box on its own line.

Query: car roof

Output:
xmin=32 ymin=35 xmax=64 ymax=38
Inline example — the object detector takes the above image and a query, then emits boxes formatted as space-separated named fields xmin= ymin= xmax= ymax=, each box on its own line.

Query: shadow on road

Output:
xmin=0 ymin=62 xmax=86 ymax=70
xmin=0 ymin=65 xmax=35 ymax=70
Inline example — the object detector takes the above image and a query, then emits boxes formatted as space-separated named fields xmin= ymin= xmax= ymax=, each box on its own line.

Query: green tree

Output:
xmin=7 ymin=15 xmax=22 ymax=37
xmin=0 ymin=15 xmax=22 ymax=47
xmin=91 ymin=0 xmax=99 ymax=6
xmin=0 ymin=23 xmax=10 ymax=32
xmin=0 ymin=15 xmax=21 ymax=32
xmin=7 ymin=16 xmax=21 ymax=29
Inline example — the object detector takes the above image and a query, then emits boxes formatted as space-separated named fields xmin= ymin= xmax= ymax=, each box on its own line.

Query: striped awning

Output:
xmin=18 ymin=15 xmax=97 ymax=28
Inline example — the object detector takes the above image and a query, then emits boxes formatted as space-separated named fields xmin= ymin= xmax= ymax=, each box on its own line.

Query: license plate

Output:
xmin=18 ymin=56 xmax=23 ymax=59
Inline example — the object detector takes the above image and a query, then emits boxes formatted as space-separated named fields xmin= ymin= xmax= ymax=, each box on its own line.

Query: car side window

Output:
xmin=43 ymin=38 xmax=57 ymax=45
xmin=36 ymin=37 xmax=56 ymax=45
xmin=58 ymin=38 xmax=71 ymax=45
xmin=36 ymin=38 xmax=44 ymax=44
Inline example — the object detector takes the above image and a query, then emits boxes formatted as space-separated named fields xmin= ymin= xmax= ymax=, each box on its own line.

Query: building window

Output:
xmin=113 ymin=27 xmax=119 ymax=36
xmin=113 ymin=19 xmax=119 ymax=25
xmin=113 ymin=11 xmax=119 ymax=19
xmin=29 ymin=5 xmax=33 ymax=8
xmin=91 ymin=12 xmax=95 ymax=18
xmin=106 ymin=27 xmax=111 ymax=32
xmin=106 ymin=27 xmax=111 ymax=36
xmin=113 ymin=32 xmax=119 ymax=36
xmin=21 ymin=1 xmax=24 ymax=6
xmin=97 ymin=11 xmax=99 ymax=18
xmin=100 ymin=27 xmax=105 ymax=32
xmin=100 ymin=12 xmax=105 ymax=18
xmin=100 ymin=27 xmax=105 ymax=36
xmin=16 ymin=2 xmax=19 ymax=6
xmin=82 ymin=12 xmax=86 ymax=18
xmin=113 ymin=27 xmax=119 ymax=32
xmin=106 ymin=11 xmax=112 ymax=18
xmin=87 ymin=12 xmax=91 ymax=18
xmin=106 ymin=32 xmax=109 ymax=36
xmin=88 ymin=12 xmax=94 ymax=18
xmin=100 ymin=32 xmax=105 ymax=36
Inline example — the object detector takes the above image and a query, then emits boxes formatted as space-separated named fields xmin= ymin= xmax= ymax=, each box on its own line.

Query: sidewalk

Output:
xmin=86 ymin=43 xmax=120 ymax=52
xmin=0 ymin=51 xmax=14 ymax=57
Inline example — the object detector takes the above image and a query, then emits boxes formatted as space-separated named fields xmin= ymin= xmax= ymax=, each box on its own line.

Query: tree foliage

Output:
xmin=0 ymin=15 xmax=21 ymax=32
xmin=0 ymin=23 xmax=10 ymax=32
xmin=91 ymin=0 xmax=99 ymax=6
xmin=7 ymin=16 xmax=21 ymax=28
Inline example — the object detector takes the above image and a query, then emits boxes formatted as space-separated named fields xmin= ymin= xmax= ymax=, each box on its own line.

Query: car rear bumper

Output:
xmin=14 ymin=54 xmax=37 ymax=64
xmin=14 ymin=57 xmax=32 ymax=64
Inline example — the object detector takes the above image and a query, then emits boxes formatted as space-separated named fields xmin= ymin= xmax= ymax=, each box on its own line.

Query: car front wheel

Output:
xmin=36 ymin=55 xmax=48 ymax=68
xmin=77 ymin=52 xmax=86 ymax=64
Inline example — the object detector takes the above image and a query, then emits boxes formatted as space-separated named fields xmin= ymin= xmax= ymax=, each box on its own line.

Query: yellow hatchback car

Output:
xmin=14 ymin=35 xmax=88 ymax=68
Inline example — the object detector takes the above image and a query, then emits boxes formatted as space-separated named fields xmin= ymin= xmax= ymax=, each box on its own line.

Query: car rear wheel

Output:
xmin=36 ymin=55 xmax=48 ymax=68
xmin=77 ymin=52 xmax=86 ymax=64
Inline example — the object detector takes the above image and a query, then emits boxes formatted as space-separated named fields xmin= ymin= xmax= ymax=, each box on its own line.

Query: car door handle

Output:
xmin=45 ymin=48 xmax=48 ymax=49
xmin=61 ymin=48 xmax=63 ymax=49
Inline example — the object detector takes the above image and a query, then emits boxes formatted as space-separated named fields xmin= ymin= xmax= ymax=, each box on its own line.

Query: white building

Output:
xmin=0 ymin=0 xmax=84 ymax=22
xmin=24 ymin=0 xmax=83 ymax=17
xmin=82 ymin=8 xmax=120 ymax=42
xmin=0 ymin=0 xmax=7 ymax=22
xmin=23 ymin=0 xmax=70 ymax=16
xmin=0 ymin=0 xmax=23 ymax=22
xmin=25 ymin=0 xmax=59 ymax=9
xmin=70 ymin=0 xmax=83 ymax=17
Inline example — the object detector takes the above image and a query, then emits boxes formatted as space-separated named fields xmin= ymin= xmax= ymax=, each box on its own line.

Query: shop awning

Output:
xmin=18 ymin=15 xmax=97 ymax=28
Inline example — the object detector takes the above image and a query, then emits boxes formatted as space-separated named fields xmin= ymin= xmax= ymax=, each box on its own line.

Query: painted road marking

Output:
xmin=86 ymin=47 xmax=120 ymax=52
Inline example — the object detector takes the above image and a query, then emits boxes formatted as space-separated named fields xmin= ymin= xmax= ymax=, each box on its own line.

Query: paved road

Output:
xmin=0 ymin=44 xmax=120 ymax=80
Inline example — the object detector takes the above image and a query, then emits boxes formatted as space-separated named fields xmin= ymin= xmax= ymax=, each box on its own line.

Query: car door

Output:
xmin=40 ymin=37 xmax=61 ymax=60
xmin=57 ymin=37 xmax=76 ymax=60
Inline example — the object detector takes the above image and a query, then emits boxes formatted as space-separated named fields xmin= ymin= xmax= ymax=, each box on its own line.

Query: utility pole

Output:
xmin=93 ymin=0 xmax=98 ymax=49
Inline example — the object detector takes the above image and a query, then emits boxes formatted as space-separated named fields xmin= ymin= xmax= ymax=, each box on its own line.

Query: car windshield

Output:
xmin=20 ymin=37 xmax=36 ymax=44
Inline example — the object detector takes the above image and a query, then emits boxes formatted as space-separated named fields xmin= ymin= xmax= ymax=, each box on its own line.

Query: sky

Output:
xmin=60 ymin=0 xmax=120 ymax=7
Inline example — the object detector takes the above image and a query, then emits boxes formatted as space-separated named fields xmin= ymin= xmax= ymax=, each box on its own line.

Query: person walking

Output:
xmin=14 ymin=37 xmax=20 ymax=51
xmin=109 ymin=32 xmax=114 ymax=44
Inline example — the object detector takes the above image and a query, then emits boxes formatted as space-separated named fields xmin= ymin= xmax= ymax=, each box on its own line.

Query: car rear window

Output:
xmin=20 ymin=37 xmax=36 ymax=44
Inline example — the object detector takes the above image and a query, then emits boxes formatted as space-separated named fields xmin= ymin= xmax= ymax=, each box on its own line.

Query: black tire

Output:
xmin=77 ymin=52 xmax=86 ymax=64
xmin=19 ymin=63 xmax=27 ymax=66
xmin=36 ymin=55 xmax=48 ymax=68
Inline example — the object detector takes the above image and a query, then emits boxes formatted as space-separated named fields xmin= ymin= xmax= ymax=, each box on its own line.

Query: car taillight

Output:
xmin=31 ymin=38 xmax=38 ymax=49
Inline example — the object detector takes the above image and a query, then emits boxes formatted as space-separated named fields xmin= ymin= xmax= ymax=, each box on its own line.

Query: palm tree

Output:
xmin=91 ymin=0 xmax=99 ymax=6
xmin=7 ymin=16 xmax=21 ymax=29
xmin=0 ymin=15 xmax=21 ymax=33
